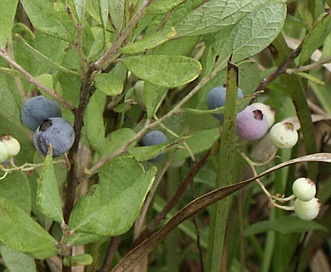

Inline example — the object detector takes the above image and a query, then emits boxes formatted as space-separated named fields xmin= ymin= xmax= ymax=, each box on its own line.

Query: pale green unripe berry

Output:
xmin=269 ymin=121 xmax=298 ymax=148
xmin=0 ymin=142 xmax=9 ymax=163
xmin=250 ymin=102 xmax=275 ymax=128
xmin=134 ymin=80 xmax=145 ymax=108
xmin=294 ymin=198 xmax=320 ymax=221
xmin=292 ymin=177 xmax=316 ymax=201
xmin=1 ymin=135 xmax=20 ymax=158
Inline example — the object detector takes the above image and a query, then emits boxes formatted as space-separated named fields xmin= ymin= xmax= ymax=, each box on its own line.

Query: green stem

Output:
xmin=204 ymin=61 xmax=239 ymax=271
xmin=271 ymin=33 xmax=317 ymax=181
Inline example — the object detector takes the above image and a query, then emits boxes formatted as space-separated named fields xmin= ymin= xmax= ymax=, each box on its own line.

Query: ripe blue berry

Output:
xmin=21 ymin=95 xmax=62 ymax=131
xmin=141 ymin=130 xmax=167 ymax=162
xmin=236 ymin=105 xmax=269 ymax=141
xmin=34 ymin=117 xmax=75 ymax=157
xmin=206 ymin=85 xmax=244 ymax=122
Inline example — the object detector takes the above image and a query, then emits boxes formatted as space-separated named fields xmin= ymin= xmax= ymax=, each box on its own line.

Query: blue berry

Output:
xmin=34 ymin=117 xmax=75 ymax=157
xmin=206 ymin=85 xmax=244 ymax=122
xmin=141 ymin=130 xmax=167 ymax=162
xmin=21 ymin=95 xmax=62 ymax=131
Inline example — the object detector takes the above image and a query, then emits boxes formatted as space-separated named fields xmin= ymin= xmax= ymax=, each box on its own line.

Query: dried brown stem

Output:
xmin=256 ymin=39 xmax=304 ymax=92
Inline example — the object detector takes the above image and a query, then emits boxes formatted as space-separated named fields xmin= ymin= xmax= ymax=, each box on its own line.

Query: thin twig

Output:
xmin=190 ymin=177 xmax=204 ymax=272
xmin=100 ymin=236 xmax=122 ymax=272
xmin=93 ymin=0 xmax=154 ymax=71
xmin=256 ymin=39 xmax=304 ymax=92
xmin=0 ymin=49 xmax=75 ymax=111
xmin=286 ymin=55 xmax=331 ymax=74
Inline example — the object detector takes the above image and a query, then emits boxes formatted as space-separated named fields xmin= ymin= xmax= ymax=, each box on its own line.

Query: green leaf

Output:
xmin=0 ymin=0 xmax=19 ymax=49
xmin=299 ymin=12 xmax=331 ymax=65
xmin=73 ymin=0 xmax=87 ymax=21
xmin=102 ymin=128 xmax=137 ymax=158
xmin=129 ymin=136 xmax=188 ymax=162
xmin=0 ymin=74 xmax=35 ymax=163
xmin=94 ymin=72 xmax=124 ymax=96
xmin=63 ymin=254 xmax=93 ymax=266
xmin=0 ymin=171 xmax=31 ymax=214
xmin=120 ymin=27 xmax=177 ymax=55
xmin=68 ymin=157 xmax=156 ymax=236
xmin=65 ymin=232 xmax=106 ymax=247
xmin=15 ymin=34 xmax=79 ymax=76
xmin=121 ymin=55 xmax=201 ymax=88
xmin=20 ymin=0 xmax=76 ymax=42
xmin=140 ymin=81 xmax=168 ymax=119
xmin=176 ymin=0 xmax=285 ymax=37
xmin=87 ymin=28 xmax=106 ymax=60
xmin=99 ymin=0 xmax=109 ymax=32
xmin=0 ymin=67 xmax=23 ymax=78
xmin=244 ymin=216 xmax=327 ymax=236
xmin=36 ymin=147 xmax=64 ymax=224
xmin=109 ymin=0 xmax=125 ymax=31
xmin=0 ymin=197 xmax=58 ymax=259
xmin=147 ymin=0 xmax=187 ymax=14
xmin=173 ymin=128 xmax=220 ymax=162
xmin=83 ymin=90 xmax=107 ymax=155
xmin=295 ymin=72 xmax=325 ymax=86
xmin=0 ymin=244 xmax=37 ymax=272
xmin=230 ymin=2 xmax=286 ymax=62
xmin=129 ymin=143 xmax=169 ymax=162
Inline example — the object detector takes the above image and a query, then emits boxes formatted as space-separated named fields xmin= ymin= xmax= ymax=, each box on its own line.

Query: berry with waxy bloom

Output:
xmin=236 ymin=105 xmax=269 ymax=141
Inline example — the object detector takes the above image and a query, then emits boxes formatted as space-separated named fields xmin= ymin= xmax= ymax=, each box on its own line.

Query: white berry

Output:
xmin=1 ymin=135 xmax=20 ymax=158
xmin=294 ymin=198 xmax=320 ymax=221
xmin=292 ymin=177 xmax=316 ymax=201
xmin=269 ymin=121 xmax=298 ymax=148
xmin=0 ymin=142 xmax=9 ymax=163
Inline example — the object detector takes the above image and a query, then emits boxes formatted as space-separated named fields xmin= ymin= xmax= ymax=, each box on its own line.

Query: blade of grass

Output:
xmin=204 ymin=60 xmax=239 ymax=271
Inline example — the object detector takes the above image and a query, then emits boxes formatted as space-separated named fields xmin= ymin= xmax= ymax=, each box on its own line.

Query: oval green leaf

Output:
xmin=121 ymin=55 xmax=201 ymax=88
xmin=0 ymin=0 xmax=19 ymax=49
xmin=0 ymin=244 xmax=37 ymax=272
xmin=68 ymin=157 xmax=156 ymax=237
xmin=120 ymin=27 xmax=177 ymax=55
xmin=0 ymin=197 xmax=58 ymax=259
xmin=36 ymin=147 xmax=64 ymax=224
xmin=94 ymin=72 xmax=124 ymax=96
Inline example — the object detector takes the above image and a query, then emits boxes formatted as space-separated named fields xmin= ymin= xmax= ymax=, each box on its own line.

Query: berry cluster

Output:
xmin=292 ymin=177 xmax=320 ymax=221
xmin=206 ymin=86 xmax=299 ymax=148
xmin=206 ymin=86 xmax=321 ymax=221
xmin=21 ymin=95 xmax=75 ymax=157
xmin=207 ymin=85 xmax=272 ymax=141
